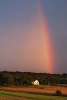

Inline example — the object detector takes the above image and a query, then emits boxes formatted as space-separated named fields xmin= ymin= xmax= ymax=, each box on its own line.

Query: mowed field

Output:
xmin=0 ymin=85 xmax=67 ymax=95
xmin=0 ymin=85 xmax=67 ymax=100
xmin=0 ymin=91 xmax=67 ymax=100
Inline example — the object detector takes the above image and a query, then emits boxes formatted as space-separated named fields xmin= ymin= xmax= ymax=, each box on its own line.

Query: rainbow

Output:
xmin=37 ymin=2 xmax=53 ymax=73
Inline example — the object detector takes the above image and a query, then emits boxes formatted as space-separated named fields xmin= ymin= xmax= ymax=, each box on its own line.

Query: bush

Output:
xmin=55 ymin=90 xmax=62 ymax=96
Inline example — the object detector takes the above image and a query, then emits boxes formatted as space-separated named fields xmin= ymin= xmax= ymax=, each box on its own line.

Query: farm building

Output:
xmin=32 ymin=80 xmax=39 ymax=85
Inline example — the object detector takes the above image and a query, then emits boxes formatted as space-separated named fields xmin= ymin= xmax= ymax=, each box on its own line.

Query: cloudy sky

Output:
xmin=0 ymin=0 xmax=67 ymax=73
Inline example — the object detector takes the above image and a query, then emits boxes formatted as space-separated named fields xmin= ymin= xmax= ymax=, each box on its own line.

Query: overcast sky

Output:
xmin=0 ymin=0 xmax=67 ymax=73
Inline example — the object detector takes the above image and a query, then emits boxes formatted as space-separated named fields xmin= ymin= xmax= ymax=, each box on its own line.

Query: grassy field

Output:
xmin=0 ymin=85 xmax=67 ymax=100
xmin=0 ymin=85 xmax=67 ymax=95
xmin=0 ymin=90 xmax=67 ymax=100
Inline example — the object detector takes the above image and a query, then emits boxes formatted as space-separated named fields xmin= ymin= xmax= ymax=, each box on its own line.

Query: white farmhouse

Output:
xmin=32 ymin=80 xmax=39 ymax=85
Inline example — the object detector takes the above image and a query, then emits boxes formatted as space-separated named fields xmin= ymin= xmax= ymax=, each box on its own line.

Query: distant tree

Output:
xmin=0 ymin=71 xmax=67 ymax=86
xmin=0 ymin=72 xmax=14 ymax=86
xmin=60 ymin=78 xmax=67 ymax=84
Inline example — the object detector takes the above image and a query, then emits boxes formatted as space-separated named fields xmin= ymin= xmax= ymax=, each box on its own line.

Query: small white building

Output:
xmin=32 ymin=80 xmax=39 ymax=85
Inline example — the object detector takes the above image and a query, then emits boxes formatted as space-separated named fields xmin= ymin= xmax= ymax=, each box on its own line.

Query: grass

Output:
xmin=0 ymin=90 xmax=67 ymax=100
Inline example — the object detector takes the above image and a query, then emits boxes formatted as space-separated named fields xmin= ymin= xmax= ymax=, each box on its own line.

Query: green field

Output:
xmin=0 ymin=90 xmax=67 ymax=100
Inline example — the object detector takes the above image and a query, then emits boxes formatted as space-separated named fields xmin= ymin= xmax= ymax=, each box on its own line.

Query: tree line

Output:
xmin=0 ymin=71 xmax=67 ymax=86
